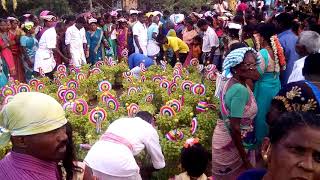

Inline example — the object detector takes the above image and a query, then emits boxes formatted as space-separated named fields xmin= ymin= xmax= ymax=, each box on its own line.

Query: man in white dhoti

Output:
xmin=65 ymin=16 xmax=87 ymax=67
xmin=132 ymin=13 xmax=148 ymax=55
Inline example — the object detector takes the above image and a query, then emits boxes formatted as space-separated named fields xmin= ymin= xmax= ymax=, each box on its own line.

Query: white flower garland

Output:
xmin=270 ymin=35 xmax=280 ymax=73
xmin=253 ymin=34 xmax=260 ymax=51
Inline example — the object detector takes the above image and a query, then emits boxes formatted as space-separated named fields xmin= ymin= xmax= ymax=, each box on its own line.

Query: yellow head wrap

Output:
xmin=22 ymin=21 xmax=34 ymax=31
xmin=0 ymin=92 xmax=67 ymax=146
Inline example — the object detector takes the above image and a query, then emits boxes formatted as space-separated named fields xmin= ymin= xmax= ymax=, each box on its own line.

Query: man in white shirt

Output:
xmin=84 ymin=111 xmax=165 ymax=180
xmin=288 ymin=31 xmax=320 ymax=83
xmin=132 ymin=13 xmax=148 ymax=55
xmin=197 ymin=19 xmax=219 ymax=65
xmin=65 ymin=16 xmax=87 ymax=67
xmin=34 ymin=21 xmax=68 ymax=79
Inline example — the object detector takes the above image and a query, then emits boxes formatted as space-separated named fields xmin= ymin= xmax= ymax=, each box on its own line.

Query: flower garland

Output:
xmin=270 ymin=35 xmax=286 ymax=72
xmin=253 ymin=33 xmax=261 ymax=51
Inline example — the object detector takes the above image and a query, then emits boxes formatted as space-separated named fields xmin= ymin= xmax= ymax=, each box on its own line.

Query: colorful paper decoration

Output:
xmin=127 ymin=103 xmax=139 ymax=117
xmin=67 ymin=80 xmax=79 ymax=90
xmin=57 ymin=72 xmax=67 ymax=79
xmin=69 ymin=66 xmax=79 ymax=74
xmin=57 ymin=64 xmax=67 ymax=73
xmin=173 ymin=74 xmax=182 ymax=82
xmin=160 ymin=60 xmax=167 ymax=71
xmin=152 ymin=75 xmax=163 ymax=83
xmin=191 ymin=117 xmax=198 ymax=135
xmin=160 ymin=79 xmax=170 ymax=89
xmin=1 ymin=85 xmax=16 ymax=97
xmin=145 ymin=94 xmax=154 ymax=103
xmin=76 ymin=73 xmax=86 ymax=81
xmin=121 ymin=48 xmax=129 ymax=58
xmin=141 ymin=75 xmax=146 ymax=82
xmin=198 ymin=64 xmax=204 ymax=72
xmin=166 ymin=129 xmax=184 ymax=142
xmin=167 ymin=99 xmax=182 ymax=112
xmin=95 ymin=61 xmax=105 ymax=68
xmin=63 ymin=101 xmax=75 ymax=111
xmin=53 ymin=78 xmax=61 ymax=86
xmin=205 ymin=64 xmax=217 ymax=72
xmin=72 ymin=99 xmax=89 ymax=115
xmin=140 ymin=63 xmax=147 ymax=73
xmin=181 ymin=80 xmax=193 ymax=91
xmin=168 ymin=82 xmax=177 ymax=95
xmin=123 ymin=72 xmax=133 ymax=79
xmin=106 ymin=96 xmax=120 ymax=111
xmin=190 ymin=58 xmax=199 ymax=66
xmin=100 ymin=91 xmax=113 ymax=103
xmin=89 ymin=107 xmax=107 ymax=133
xmin=160 ymin=105 xmax=176 ymax=117
xmin=28 ymin=78 xmax=39 ymax=86
xmin=63 ymin=89 xmax=77 ymax=102
xmin=17 ymin=83 xmax=31 ymax=93
xmin=57 ymin=86 xmax=67 ymax=100
xmin=98 ymin=80 xmax=112 ymax=92
xmin=196 ymin=101 xmax=208 ymax=112
xmin=174 ymin=62 xmax=183 ymax=70
xmin=173 ymin=68 xmax=181 ymax=76
xmin=127 ymin=87 xmax=138 ymax=96
xmin=206 ymin=71 xmax=217 ymax=81
xmin=3 ymin=95 xmax=14 ymax=104
xmin=36 ymin=82 xmax=45 ymax=91
xmin=191 ymin=84 xmax=206 ymax=96
xmin=91 ymin=67 xmax=102 ymax=74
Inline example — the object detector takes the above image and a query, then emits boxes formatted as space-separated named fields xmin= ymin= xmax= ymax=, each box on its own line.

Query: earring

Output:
xmin=263 ymin=154 xmax=268 ymax=161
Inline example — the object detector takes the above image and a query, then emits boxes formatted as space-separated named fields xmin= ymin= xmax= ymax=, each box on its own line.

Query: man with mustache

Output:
xmin=0 ymin=92 xmax=72 ymax=180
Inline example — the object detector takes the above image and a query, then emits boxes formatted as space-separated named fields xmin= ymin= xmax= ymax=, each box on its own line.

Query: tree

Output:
xmin=1 ymin=0 xmax=17 ymax=12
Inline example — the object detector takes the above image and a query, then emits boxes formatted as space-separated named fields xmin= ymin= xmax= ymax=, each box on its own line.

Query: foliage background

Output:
xmin=0 ymin=0 xmax=211 ymax=16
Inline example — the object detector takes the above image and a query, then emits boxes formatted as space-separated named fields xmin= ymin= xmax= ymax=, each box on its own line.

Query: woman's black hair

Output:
xmin=227 ymin=28 xmax=240 ymax=39
xmin=197 ymin=19 xmax=208 ymax=28
xmin=62 ymin=122 xmax=76 ymax=180
xmin=269 ymin=112 xmax=320 ymax=144
xmin=64 ymin=15 xmax=76 ymax=25
xmin=181 ymin=143 xmax=209 ymax=178
xmin=233 ymin=15 xmax=244 ymax=25
xmin=275 ymin=12 xmax=294 ymax=30
xmin=205 ymin=16 xmax=213 ymax=27
xmin=257 ymin=23 xmax=276 ymax=46
xmin=135 ymin=111 xmax=154 ymax=124
xmin=156 ymin=34 xmax=166 ymax=44
xmin=193 ymin=35 xmax=202 ymax=44
xmin=185 ymin=17 xmax=193 ymax=26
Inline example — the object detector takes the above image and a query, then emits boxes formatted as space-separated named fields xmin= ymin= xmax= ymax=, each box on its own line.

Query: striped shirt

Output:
xmin=0 ymin=151 xmax=60 ymax=180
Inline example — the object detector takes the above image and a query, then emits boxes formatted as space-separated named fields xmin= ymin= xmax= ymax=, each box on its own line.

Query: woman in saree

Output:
xmin=212 ymin=47 xmax=261 ymax=180
xmin=116 ymin=18 xmax=128 ymax=62
xmin=0 ymin=19 xmax=16 ymax=78
xmin=8 ymin=17 xmax=25 ymax=82
xmin=20 ymin=22 xmax=39 ymax=82
xmin=182 ymin=18 xmax=198 ymax=67
xmin=0 ymin=57 xmax=8 ymax=88
xmin=103 ymin=14 xmax=117 ymax=59
xmin=253 ymin=23 xmax=285 ymax=146
xmin=86 ymin=18 xmax=104 ymax=65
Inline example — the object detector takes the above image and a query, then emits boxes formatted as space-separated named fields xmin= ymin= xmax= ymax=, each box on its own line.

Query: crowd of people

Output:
xmin=0 ymin=0 xmax=320 ymax=179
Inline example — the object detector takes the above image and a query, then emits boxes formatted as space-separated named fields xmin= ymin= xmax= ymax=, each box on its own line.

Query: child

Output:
xmin=183 ymin=35 xmax=201 ymax=67
xmin=173 ymin=138 xmax=210 ymax=180
xmin=192 ymin=36 xmax=202 ymax=60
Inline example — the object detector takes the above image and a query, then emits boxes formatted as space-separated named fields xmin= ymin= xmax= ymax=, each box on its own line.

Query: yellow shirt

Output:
xmin=163 ymin=36 xmax=189 ymax=54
